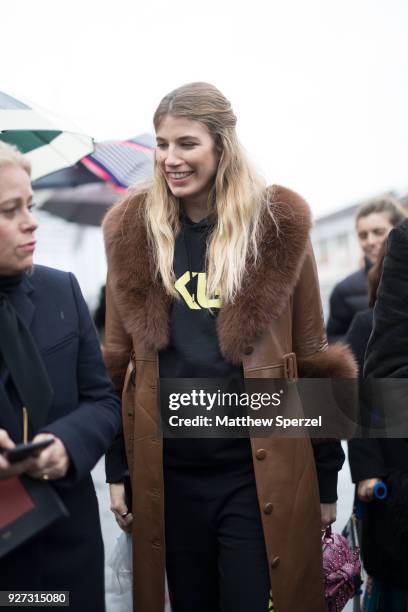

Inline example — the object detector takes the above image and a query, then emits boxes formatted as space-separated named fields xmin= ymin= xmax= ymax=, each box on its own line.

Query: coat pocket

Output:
xmin=40 ymin=332 xmax=78 ymax=356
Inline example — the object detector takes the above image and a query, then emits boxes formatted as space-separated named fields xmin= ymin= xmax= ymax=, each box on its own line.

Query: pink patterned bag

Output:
xmin=322 ymin=526 xmax=361 ymax=612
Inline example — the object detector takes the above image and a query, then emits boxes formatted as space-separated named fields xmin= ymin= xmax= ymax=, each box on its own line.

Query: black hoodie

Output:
xmin=159 ymin=213 xmax=243 ymax=379
xmin=160 ymin=213 xmax=253 ymax=470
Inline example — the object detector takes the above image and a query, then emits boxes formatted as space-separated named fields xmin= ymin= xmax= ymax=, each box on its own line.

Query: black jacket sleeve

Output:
xmin=105 ymin=427 xmax=128 ymax=483
xmin=345 ymin=309 xmax=386 ymax=484
xmin=348 ymin=438 xmax=387 ymax=483
xmin=326 ymin=283 xmax=351 ymax=344
xmin=345 ymin=310 xmax=373 ymax=376
xmin=313 ymin=441 xmax=345 ymax=503
xmin=364 ymin=220 xmax=408 ymax=378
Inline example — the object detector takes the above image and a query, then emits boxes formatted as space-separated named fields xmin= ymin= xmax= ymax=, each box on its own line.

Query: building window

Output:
xmin=317 ymin=239 xmax=329 ymax=264
xmin=336 ymin=233 xmax=351 ymax=266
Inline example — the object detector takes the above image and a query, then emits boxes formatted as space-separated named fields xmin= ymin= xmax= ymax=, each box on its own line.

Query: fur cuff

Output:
xmin=298 ymin=343 xmax=357 ymax=378
xmin=301 ymin=344 xmax=358 ymax=444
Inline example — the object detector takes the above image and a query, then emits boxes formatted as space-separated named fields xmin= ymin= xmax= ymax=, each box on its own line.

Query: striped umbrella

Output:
xmin=0 ymin=90 xmax=94 ymax=180
xmin=37 ymin=135 xmax=155 ymax=225
xmin=81 ymin=134 xmax=155 ymax=190
xmin=33 ymin=134 xmax=155 ymax=190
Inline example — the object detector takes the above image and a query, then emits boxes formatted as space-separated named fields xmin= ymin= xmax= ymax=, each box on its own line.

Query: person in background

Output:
xmin=0 ymin=141 xmax=121 ymax=611
xmin=326 ymin=197 xmax=405 ymax=343
xmin=349 ymin=221 xmax=408 ymax=611
xmin=103 ymin=82 xmax=356 ymax=612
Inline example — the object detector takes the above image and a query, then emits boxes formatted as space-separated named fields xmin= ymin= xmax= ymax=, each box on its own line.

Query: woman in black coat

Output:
xmin=348 ymin=222 xmax=408 ymax=610
xmin=0 ymin=142 xmax=121 ymax=611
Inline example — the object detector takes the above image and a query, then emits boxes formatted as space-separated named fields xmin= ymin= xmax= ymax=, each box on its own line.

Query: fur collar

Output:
xmin=103 ymin=185 xmax=312 ymax=363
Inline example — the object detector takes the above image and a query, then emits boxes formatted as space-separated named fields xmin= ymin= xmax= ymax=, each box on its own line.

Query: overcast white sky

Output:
xmin=2 ymin=0 xmax=408 ymax=217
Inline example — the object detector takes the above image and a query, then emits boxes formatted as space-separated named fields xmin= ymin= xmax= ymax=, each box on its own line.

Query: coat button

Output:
xmin=243 ymin=346 xmax=254 ymax=355
xmin=271 ymin=556 xmax=280 ymax=569
xmin=263 ymin=502 xmax=274 ymax=515
xmin=256 ymin=448 xmax=267 ymax=460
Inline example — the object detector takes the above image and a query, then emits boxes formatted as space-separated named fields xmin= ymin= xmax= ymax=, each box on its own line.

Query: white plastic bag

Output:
xmin=106 ymin=532 xmax=132 ymax=612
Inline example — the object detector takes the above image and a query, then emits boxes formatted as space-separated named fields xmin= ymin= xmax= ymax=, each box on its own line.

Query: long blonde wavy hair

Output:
xmin=145 ymin=82 xmax=273 ymax=303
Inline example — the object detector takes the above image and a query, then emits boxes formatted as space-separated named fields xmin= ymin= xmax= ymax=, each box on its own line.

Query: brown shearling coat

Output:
xmin=103 ymin=184 xmax=356 ymax=612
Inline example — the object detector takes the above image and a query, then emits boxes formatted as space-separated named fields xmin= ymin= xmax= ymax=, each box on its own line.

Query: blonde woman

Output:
xmin=103 ymin=82 xmax=356 ymax=612
xmin=0 ymin=141 xmax=120 ymax=610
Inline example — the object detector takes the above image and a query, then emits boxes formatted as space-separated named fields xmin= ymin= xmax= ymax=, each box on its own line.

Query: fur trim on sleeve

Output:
xmin=298 ymin=343 xmax=357 ymax=378
xmin=299 ymin=344 xmax=358 ymax=444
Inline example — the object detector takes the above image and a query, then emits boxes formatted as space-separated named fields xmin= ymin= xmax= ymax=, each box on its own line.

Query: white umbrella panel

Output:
xmin=0 ymin=91 xmax=94 ymax=180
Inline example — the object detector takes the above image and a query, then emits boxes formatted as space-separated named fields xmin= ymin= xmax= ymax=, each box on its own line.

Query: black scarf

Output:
xmin=0 ymin=274 xmax=53 ymax=439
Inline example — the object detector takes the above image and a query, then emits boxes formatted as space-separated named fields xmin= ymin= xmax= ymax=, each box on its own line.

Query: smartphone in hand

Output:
xmin=0 ymin=439 xmax=54 ymax=464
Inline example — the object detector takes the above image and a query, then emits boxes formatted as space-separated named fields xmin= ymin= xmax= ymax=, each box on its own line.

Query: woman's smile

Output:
xmin=156 ymin=115 xmax=219 ymax=210
xmin=166 ymin=170 xmax=194 ymax=185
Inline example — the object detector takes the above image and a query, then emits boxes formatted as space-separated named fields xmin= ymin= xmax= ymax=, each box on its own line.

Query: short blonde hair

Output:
xmin=0 ymin=141 xmax=31 ymax=176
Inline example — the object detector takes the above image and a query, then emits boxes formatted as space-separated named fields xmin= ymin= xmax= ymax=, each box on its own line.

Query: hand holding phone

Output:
xmin=24 ymin=434 xmax=70 ymax=481
xmin=0 ymin=439 xmax=54 ymax=464
xmin=0 ymin=429 xmax=52 ymax=480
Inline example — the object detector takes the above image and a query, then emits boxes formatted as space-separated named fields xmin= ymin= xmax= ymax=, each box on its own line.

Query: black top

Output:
xmin=326 ymin=259 xmax=371 ymax=343
xmin=160 ymin=213 xmax=252 ymax=469
xmin=346 ymin=308 xmax=373 ymax=376
xmin=159 ymin=214 xmax=242 ymax=379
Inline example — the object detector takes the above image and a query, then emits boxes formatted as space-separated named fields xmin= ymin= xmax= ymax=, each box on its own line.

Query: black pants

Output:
xmin=164 ymin=460 xmax=271 ymax=612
